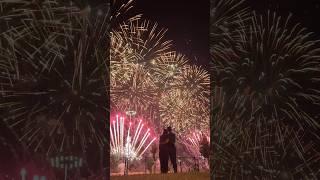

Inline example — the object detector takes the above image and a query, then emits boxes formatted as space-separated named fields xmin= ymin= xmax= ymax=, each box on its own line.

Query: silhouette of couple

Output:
xmin=159 ymin=126 xmax=177 ymax=173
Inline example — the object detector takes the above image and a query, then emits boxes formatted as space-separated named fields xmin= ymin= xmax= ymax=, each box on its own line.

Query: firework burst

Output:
xmin=174 ymin=65 xmax=210 ymax=103
xmin=158 ymin=64 xmax=210 ymax=132
xmin=181 ymin=129 xmax=210 ymax=156
xmin=110 ymin=30 xmax=137 ymax=87
xmin=150 ymin=52 xmax=189 ymax=88
xmin=111 ymin=18 xmax=172 ymax=67
xmin=210 ymin=0 xmax=250 ymax=60
xmin=210 ymin=12 xmax=320 ymax=179
xmin=159 ymin=88 xmax=209 ymax=133
xmin=213 ymin=11 xmax=320 ymax=131
xmin=159 ymin=89 xmax=192 ymax=132
xmin=0 ymin=0 xmax=109 ymax=156
xmin=110 ymin=17 xmax=173 ymax=115
xmin=110 ymin=114 xmax=156 ymax=160
xmin=111 ymin=65 xmax=158 ymax=113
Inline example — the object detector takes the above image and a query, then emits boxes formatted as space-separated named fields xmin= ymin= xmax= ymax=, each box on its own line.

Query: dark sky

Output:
xmin=126 ymin=0 xmax=210 ymax=69
xmin=118 ymin=0 xmax=320 ymax=70
xmin=246 ymin=0 xmax=320 ymax=38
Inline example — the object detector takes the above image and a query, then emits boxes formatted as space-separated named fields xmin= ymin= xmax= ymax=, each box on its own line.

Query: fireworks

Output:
xmin=110 ymin=43 xmax=210 ymax=127
xmin=149 ymin=52 xmax=189 ymax=87
xmin=110 ymin=30 xmax=137 ymax=86
xmin=210 ymin=0 xmax=250 ymax=60
xmin=210 ymin=11 xmax=320 ymax=179
xmin=177 ymin=129 xmax=210 ymax=171
xmin=181 ymin=129 xmax=210 ymax=157
xmin=159 ymin=65 xmax=210 ymax=132
xmin=111 ymin=65 xmax=158 ymax=113
xmin=159 ymin=88 xmax=209 ymax=133
xmin=110 ymin=20 xmax=210 ymax=131
xmin=0 ymin=0 xmax=110 ymax=155
xmin=210 ymin=87 xmax=251 ymax=178
xmin=112 ymin=18 xmax=172 ymax=65
xmin=109 ymin=3 xmax=210 ymax=134
xmin=111 ymin=62 xmax=210 ymax=126
xmin=110 ymin=114 xmax=156 ymax=160
xmin=110 ymin=17 xmax=172 ymax=83
xmin=174 ymin=65 xmax=210 ymax=103
xmin=213 ymin=11 xmax=320 ymax=131
xmin=110 ymin=17 xmax=173 ymax=115
xmin=187 ymin=130 xmax=210 ymax=148
xmin=109 ymin=58 xmax=211 ymax=133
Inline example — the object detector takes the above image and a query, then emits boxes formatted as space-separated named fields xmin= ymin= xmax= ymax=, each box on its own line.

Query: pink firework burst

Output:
xmin=110 ymin=114 xmax=156 ymax=160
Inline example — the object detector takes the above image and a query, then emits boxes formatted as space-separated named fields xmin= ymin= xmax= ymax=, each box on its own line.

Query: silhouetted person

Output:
xmin=159 ymin=129 xmax=169 ymax=173
xmin=167 ymin=126 xmax=177 ymax=173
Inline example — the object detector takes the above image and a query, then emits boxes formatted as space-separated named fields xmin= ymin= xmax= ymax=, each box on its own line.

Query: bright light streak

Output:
xmin=110 ymin=114 xmax=156 ymax=160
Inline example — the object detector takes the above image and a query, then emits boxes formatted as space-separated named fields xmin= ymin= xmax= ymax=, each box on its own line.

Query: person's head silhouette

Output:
xmin=162 ymin=128 xmax=168 ymax=135
xmin=167 ymin=126 xmax=172 ymax=133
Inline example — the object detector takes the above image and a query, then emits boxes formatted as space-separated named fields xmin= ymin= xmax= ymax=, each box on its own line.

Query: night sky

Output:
xmin=121 ymin=0 xmax=320 ymax=71
xmin=126 ymin=0 xmax=210 ymax=69
xmin=246 ymin=0 xmax=320 ymax=39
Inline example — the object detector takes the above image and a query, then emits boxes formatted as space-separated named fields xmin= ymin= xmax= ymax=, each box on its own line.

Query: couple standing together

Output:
xmin=159 ymin=126 xmax=177 ymax=173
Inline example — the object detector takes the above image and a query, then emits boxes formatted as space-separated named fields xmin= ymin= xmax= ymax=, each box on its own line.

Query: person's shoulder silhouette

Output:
xmin=167 ymin=126 xmax=175 ymax=145
xmin=160 ymin=128 xmax=168 ymax=145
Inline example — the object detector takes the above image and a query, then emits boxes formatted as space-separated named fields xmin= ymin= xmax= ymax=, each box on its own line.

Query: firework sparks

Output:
xmin=210 ymin=0 xmax=250 ymax=60
xmin=213 ymin=11 xmax=320 ymax=131
xmin=150 ymin=52 xmax=189 ymax=88
xmin=110 ymin=30 xmax=137 ymax=87
xmin=158 ymin=64 xmax=210 ymax=132
xmin=159 ymin=88 xmax=209 ymax=133
xmin=110 ymin=17 xmax=172 ymax=80
xmin=181 ymin=129 xmax=210 ymax=155
xmin=0 ymin=0 xmax=110 ymax=155
xmin=111 ymin=65 xmax=158 ymax=113
xmin=210 ymin=11 xmax=320 ymax=179
xmin=110 ymin=17 xmax=174 ymax=115
xmin=110 ymin=9 xmax=210 ymax=134
xmin=110 ymin=114 xmax=156 ymax=160
xmin=114 ymin=18 xmax=172 ymax=64
xmin=174 ymin=65 xmax=210 ymax=103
